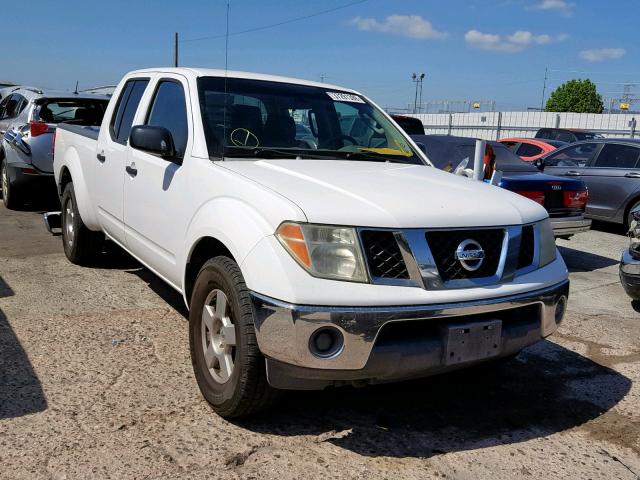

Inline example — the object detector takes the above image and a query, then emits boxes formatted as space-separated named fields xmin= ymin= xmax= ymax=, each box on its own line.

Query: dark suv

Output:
xmin=535 ymin=128 xmax=602 ymax=143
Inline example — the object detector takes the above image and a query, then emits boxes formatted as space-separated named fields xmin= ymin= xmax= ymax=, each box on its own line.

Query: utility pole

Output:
xmin=540 ymin=67 xmax=548 ymax=111
xmin=174 ymin=32 xmax=179 ymax=67
xmin=320 ymin=74 xmax=326 ymax=83
xmin=412 ymin=72 xmax=425 ymax=114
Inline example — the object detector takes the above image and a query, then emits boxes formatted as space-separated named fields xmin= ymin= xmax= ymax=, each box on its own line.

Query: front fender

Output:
xmin=181 ymin=195 xmax=305 ymax=296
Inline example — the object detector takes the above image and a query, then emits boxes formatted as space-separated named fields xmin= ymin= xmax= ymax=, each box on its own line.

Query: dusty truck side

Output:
xmin=51 ymin=67 xmax=569 ymax=418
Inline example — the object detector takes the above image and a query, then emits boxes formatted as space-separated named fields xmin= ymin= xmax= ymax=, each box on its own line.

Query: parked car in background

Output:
xmin=50 ymin=67 xmax=569 ymax=418
xmin=620 ymin=205 xmax=640 ymax=300
xmin=537 ymin=139 xmax=640 ymax=227
xmin=535 ymin=128 xmax=602 ymax=143
xmin=499 ymin=137 xmax=567 ymax=162
xmin=391 ymin=114 xmax=425 ymax=135
xmin=412 ymin=135 xmax=591 ymax=238
xmin=0 ymin=87 xmax=109 ymax=208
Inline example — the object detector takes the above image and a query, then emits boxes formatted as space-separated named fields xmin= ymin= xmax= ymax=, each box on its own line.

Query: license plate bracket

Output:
xmin=442 ymin=319 xmax=502 ymax=366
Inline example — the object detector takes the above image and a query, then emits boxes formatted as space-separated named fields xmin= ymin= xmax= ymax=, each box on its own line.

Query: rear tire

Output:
xmin=189 ymin=256 xmax=280 ymax=418
xmin=1 ymin=159 xmax=22 ymax=209
xmin=60 ymin=182 xmax=103 ymax=265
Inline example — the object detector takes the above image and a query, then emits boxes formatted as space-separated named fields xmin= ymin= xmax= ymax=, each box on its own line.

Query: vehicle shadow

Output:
xmin=0 ymin=277 xmax=48 ymax=419
xmin=558 ymin=245 xmax=618 ymax=272
xmin=10 ymin=187 xmax=60 ymax=213
xmin=236 ymin=341 xmax=631 ymax=458
xmin=590 ymin=220 xmax=627 ymax=236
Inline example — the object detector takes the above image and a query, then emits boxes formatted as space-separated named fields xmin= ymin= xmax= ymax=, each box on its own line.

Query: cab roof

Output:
xmin=127 ymin=67 xmax=359 ymax=95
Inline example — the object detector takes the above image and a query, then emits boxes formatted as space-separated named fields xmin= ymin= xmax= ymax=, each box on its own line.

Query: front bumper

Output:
xmin=620 ymin=249 xmax=640 ymax=300
xmin=251 ymin=280 xmax=570 ymax=390
xmin=550 ymin=216 xmax=591 ymax=237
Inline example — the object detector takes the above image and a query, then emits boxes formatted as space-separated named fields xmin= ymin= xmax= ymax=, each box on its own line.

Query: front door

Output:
xmin=580 ymin=143 xmax=640 ymax=221
xmin=123 ymin=75 xmax=192 ymax=288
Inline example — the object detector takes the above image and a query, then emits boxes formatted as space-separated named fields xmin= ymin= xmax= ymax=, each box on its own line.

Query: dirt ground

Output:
xmin=1 ymin=198 xmax=639 ymax=479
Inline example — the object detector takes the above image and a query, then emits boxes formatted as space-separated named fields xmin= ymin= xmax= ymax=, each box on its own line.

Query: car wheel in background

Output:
xmin=60 ymin=182 xmax=103 ymax=265
xmin=189 ymin=256 xmax=280 ymax=418
xmin=626 ymin=199 xmax=640 ymax=230
xmin=1 ymin=159 xmax=22 ymax=209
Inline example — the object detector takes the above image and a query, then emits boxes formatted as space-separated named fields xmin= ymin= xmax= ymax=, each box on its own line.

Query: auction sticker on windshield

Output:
xmin=326 ymin=92 xmax=365 ymax=103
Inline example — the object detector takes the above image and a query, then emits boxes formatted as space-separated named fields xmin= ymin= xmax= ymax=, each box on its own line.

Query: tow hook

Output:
xmin=43 ymin=211 xmax=62 ymax=235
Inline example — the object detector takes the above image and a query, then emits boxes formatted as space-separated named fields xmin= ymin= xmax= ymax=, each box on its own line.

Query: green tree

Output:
xmin=545 ymin=79 xmax=604 ymax=113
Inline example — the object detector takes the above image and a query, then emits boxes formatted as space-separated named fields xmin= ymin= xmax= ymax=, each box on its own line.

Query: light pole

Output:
xmin=412 ymin=72 xmax=425 ymax=113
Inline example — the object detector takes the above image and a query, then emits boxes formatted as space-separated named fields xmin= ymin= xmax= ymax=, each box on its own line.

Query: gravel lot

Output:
xmin=1 ymin=198 xmax=639 ymax=479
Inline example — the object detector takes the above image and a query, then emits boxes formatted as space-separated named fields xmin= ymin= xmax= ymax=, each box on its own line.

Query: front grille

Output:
xmin=425 ymin=229 xmax=504 ymax=282
xmin=360 ymin=231 xmax=409 ymax=279
xmin=517 ymin=225 xmax=535 ymax=269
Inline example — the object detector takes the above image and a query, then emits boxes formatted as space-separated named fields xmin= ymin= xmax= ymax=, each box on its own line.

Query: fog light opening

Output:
xmin=555 ymin=296 xmax=567 ymax=324
xmin=309 ymin=327 xmax=344 ymax=358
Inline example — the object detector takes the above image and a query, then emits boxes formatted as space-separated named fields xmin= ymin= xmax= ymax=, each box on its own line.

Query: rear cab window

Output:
xmin=110 ymin=78 xmax=150 ymax=144
xmin=516 ymin=143 xmax=543 ymax=157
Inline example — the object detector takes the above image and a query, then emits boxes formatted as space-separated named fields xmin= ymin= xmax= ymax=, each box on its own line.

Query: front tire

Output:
xmin=61 ymin=182 xmax=103 ymax=265
xmin=1 ymin=159 xmax=21 ymax=209
xmin=189 ymin=256 xmax=279 ymax=418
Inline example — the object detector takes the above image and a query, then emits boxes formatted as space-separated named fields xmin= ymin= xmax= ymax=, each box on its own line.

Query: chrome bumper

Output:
xmin=251 ymin=280 xmax=569 ymax=382
xmin=620 ymin=249 xmax=640 ymax=299
xmin=551 ymin=216 xmax=591 ymax=237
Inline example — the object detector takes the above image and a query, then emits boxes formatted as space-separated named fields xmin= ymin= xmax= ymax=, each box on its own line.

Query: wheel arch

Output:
xmin=623 ymin=193 xmax=640 ymax=227
xmin=183 ymin=236 xmax=236 ymax=307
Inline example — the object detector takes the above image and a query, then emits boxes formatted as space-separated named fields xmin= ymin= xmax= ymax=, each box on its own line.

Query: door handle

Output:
xmin=625 ymin=171 xmax=640 ymax=178
xmin=565 ymin=170 xmax=582 ymax=176
xmin=96 ymin=153 xmax=106 ymax=163
xmin=125 ymin=163 xmax=138 ymax=177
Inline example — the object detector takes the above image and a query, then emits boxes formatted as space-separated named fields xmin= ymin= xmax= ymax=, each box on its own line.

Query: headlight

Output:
xmin=538 ymin=218 xmax=557 ymax=268
xmin=276 ymin=222 xmax=368 ymax=282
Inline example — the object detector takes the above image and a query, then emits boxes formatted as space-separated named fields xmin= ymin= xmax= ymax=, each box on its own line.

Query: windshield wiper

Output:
xmin=225 ymin=147 xmax=337 ymax=160
xmin=343 ymin=150 xmax=421 ymax=165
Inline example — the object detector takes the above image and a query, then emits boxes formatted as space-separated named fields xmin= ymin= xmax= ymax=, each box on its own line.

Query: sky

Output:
xmin=2 ymin=0 xmax=639 ymax=111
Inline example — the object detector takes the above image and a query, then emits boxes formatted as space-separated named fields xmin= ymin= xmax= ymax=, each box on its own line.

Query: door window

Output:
xmin=516 ymin=143 xmax=543 ymax=157
xmin=110 ymin=79 xmax=149 ymax=144
xmin=592 ymin=144 xmax=640 ymax=169
xmin=0 ymin=94 xmax=20 ymax=120
xmin=146 ymin=80 xmax=189 ymax=159
xmin=544 ymin=143 xmax=598 ymax=167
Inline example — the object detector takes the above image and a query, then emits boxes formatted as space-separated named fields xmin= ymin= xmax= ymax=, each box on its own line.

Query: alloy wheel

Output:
xmin=201 ymin=289 xmax=237 ymax=384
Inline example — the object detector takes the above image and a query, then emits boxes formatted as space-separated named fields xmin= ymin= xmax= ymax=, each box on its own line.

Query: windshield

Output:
xmin=197 ymin=77 xmax=423 ymax=164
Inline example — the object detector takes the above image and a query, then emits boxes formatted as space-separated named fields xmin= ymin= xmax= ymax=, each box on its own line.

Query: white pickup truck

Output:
xmin=51 ymin=67 xmax=569 ymax=418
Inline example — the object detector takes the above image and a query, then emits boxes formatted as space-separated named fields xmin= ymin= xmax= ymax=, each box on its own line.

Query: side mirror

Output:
xmin=534 ymin=158 xmax=545 ymax=171
xmin=414 ymin=142 xmax=427 ymax=155
xmin=130 ymin=125 xmax=178 ymax=162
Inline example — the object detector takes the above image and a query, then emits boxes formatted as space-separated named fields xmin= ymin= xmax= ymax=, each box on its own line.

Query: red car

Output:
xmin=499 ymin=137 xmax=567 ymax=162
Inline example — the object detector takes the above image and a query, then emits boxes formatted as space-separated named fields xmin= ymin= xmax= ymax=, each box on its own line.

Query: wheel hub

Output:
xmin=64 ymin=201 xmax=75 ymax=248
xmin=1 ymin=163 xmax=7 ymax=200
xmin=201 ymin=289 xmax=237 ymax=384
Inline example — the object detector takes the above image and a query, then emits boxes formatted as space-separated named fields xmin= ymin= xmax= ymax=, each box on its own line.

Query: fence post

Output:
xmin=447 ymin=113 xmax=453 ymax=136
xmin=496 ymin=112 xmax=502 ymax=140
xmin=631 ymin=118 xmax=637 ymax=138
xmin=555 ymin=114 xmax=561 ymax=128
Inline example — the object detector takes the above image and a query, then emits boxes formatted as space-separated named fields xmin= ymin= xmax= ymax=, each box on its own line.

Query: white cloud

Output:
xmin=465 ymin=29 xmax=567 ymax=53
xmin=579 ymin=48 xmax=626 ymax=62
xmin=532 ymin=0 xmax=575 ymax=15
xmin=350 ymin=15 xmax=447 ymax=39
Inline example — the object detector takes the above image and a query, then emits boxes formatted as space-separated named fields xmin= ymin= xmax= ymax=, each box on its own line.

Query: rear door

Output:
xmin=580 ymin=143 xmax=640 ymax=220
xmin=123 ymin=74 xmax=191 ymax=286
xmin=95 ymin=78 xmax=149 ymax=245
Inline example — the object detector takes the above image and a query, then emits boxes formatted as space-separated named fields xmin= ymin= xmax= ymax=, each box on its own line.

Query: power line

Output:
xmin=182 ymin=0 xmax=371 ymax=43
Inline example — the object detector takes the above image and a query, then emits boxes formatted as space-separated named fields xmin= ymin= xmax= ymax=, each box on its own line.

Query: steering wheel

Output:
xmin=230 ymin=128 xmax=260 ymax=148
xmin=325 ymin=134 xmax=358 ymax=148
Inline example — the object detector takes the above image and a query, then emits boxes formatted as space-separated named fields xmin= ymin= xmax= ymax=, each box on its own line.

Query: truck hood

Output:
xmin=221 ymin=160 xmax=548 ymax=228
